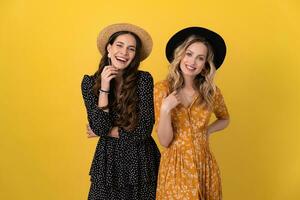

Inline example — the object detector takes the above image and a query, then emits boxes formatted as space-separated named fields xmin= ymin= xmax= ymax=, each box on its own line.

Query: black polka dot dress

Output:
xmin=81 ymin=71 xmax=161 ymax=200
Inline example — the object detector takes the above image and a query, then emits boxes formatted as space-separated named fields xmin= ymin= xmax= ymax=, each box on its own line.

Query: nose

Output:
xmin=187 ymin=56 xmax=196 ymax=66
xmin=120 ymin=47 xmax=129 ymax=55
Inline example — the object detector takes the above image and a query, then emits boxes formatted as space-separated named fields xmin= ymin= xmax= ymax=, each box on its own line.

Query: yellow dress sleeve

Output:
xmin=153 ymin=80 xmax=169 ymax=132
xmin=213 ymin=86 xmax=230 ymax=119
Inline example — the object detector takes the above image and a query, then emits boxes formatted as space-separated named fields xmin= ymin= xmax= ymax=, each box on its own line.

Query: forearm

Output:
xmin=82 ymin=75 xmax=112 ymax=136
xmin=98 ymin=92 xmax=109 ymax=112
xmin=207 ymin=118 xmax=230 ymax=135
xmin=87 ymin=108 xmax=112 ymax=136
xmin=157 ymin=108 xmax=174 ymax=147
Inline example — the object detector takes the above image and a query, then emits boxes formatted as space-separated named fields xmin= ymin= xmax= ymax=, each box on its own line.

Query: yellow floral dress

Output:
xmin=154 ymin=80 xmax=229 ymax=200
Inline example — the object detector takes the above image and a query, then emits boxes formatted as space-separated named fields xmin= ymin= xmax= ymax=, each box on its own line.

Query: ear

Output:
xmin=107 ymin=44 xmax=112 ymax=58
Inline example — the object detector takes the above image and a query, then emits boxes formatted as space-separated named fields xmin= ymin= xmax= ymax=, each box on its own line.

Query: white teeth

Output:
xmin=186 ymin=65 xmax=196 ymax=70
xmin=116 ymin=57 xmax=127 ymax=62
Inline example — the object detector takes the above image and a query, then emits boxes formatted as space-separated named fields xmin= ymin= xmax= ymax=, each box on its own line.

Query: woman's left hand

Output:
xmin=108 ymin=127 xmax=119 ymax=138
xmin=86 ymin=124 xmax=99 ymax=138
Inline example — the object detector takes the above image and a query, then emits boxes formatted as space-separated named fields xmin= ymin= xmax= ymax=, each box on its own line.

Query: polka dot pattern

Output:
xmin=81 ymin=71 xmax=161 ymax=200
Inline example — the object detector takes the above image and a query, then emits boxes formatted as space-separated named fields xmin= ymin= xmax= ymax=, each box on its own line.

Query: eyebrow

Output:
xmin=115 ymin=41 xmax=136 ymax=48
xmin=186 ymin=49 xmax=206 ymax=56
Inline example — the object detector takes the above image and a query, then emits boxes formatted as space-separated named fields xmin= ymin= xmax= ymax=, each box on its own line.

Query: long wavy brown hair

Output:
xmin=167 ymin=35 xmax=216 ymax=109
xmin=93 ymin=31 xmax=142 ymax=131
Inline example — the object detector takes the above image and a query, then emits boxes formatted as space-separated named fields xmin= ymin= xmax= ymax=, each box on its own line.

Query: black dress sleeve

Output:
xmin=81 ymin=75 xmax=112 ymax=136
xmin=119 ymin=72 xmax=155 ymax=142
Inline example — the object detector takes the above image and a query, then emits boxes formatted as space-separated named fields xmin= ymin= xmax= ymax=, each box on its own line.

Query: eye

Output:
xmin=196 ymin=56 xmax=205 ymax=61
xmin=129 ymin=47 xmax=136 ymax=52
xmin=116 ymin=44 xmax=123 ymax=48
xmin=186 ymin=52 xmax=192 ymax=57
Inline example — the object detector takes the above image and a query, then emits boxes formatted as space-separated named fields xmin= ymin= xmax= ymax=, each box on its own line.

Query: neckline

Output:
xmin=180 ymin=93 xmax=200 ymax=109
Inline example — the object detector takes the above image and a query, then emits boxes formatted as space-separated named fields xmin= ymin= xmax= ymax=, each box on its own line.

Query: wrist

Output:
xmin=99 ymin=88 xmax=110 ymax=94
xmin=161 ymin=104 xmax=172 ymax=114
xmin=100 ymin=82 xmax=110 ymax=91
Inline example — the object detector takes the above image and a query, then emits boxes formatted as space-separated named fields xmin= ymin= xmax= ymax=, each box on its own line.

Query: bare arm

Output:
xmin=207 ymin=118 xmax=230 ymax=135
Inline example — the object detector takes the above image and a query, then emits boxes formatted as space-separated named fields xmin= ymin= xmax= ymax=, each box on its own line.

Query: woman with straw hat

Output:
xmin=154 ymin=27 xmax=230 ymax=199
xmin=81 ymin=23 xmax=160 ymax=199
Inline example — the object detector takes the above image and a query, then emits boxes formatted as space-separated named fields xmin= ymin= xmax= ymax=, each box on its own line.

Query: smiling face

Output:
xmin=179 ymin=41 xmax=208 ymax=78
xmin=107 ymin=33 xmax=137 ymax=70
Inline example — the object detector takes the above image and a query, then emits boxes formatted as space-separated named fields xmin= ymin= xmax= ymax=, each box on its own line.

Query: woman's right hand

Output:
xmin=86 ymin=124 xmax=98 ymax=138
xmin=100 ymin=65 xmax=119 ymax=91
xmin=161 ymin=91 xmax=181 ymax=113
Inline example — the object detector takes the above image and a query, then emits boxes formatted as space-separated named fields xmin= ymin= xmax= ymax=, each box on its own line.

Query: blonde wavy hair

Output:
xmin=167 ymin=35 xmax=216 ymax=109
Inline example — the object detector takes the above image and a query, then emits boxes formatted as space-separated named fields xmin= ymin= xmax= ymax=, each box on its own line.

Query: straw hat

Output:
xmin=166 ymin=27 xmax=226 ymax=69
xmin=97 ymin=23 xmax=153 ymax=61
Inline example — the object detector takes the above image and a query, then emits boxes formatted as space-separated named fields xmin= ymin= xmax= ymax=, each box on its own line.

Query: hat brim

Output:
xmin=97 ymin=23 xmax=153 ymax=61
xmin=165 ymin=27 xmax=226 ymax=69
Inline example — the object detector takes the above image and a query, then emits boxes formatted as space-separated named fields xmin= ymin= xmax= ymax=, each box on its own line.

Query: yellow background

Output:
xmin=1 ymin=0 xmax=300 ymax=199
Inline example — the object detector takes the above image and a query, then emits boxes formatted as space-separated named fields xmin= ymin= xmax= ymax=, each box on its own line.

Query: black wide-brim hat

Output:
xmin=166 ymin=27 xmax=226 ymax=69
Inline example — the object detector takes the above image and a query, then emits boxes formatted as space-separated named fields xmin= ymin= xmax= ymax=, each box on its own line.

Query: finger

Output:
xmin=162 ymin=92 xmax=167 ymax=99
xmin=175 ymin=95 xmax=181 ymax=102
xmin=87 ymin=133 xmax=95 ymax=137
xmin=107 ymin=74 xmax=117 ymax=81
xmin=104 ymin=65 xmax=113 ymax=70
xmin=109 ymin=66 xmax=118 ymax=70
xmin=87 ymin=130 xmax=92 ymax=134
xmin=102 ymin=66 xmax=110 ymax=73
xmin=109 ymin=71 xmax=119 ymax=76
xmin=174 ymin=93 xmax=180 ymax=99
xmin=87 ymin=126 xmax=91 ymax=131
xmin=106 ymin=66 xmax=118 ymax=71
xmin=105 ymin=69 xmax=118 ymax=77
xmin=88 ymin=130 xmax=95 ymax=135
xmin=108 ymin=73 xmax=118 ymax=77
xmin=103 ymin=68 xmax=112 ymax=76
xmin=171 ymin=90 xmax=177 ymax=95
xmin=102 ymin=67 xmax=117 ymax=76
xmin=88 ymin=134 xmax=98 ymax=138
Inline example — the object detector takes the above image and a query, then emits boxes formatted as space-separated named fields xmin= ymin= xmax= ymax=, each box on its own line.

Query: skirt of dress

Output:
xmin=88 ymin=181 xmax=157 ymax=200
xmin=88 ymin=136 xmax=160 ymax=200
xmin=156 ymin=134 xmax=222 ymax=200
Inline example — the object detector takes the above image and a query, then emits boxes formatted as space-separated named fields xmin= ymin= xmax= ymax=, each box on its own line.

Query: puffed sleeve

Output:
xmin=213 ymin=86 xmax=230 ymax=120
xmin=119 ymin=72 xmax=155 ymax=142
xmin=81 ymin=75 xmax=112 ymax=136
xmin=153 ymin=80 xmax=169 ymax=132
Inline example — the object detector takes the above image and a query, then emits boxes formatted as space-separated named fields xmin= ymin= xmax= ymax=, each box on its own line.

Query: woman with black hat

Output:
xmin=81 ymin=23 xmax=160 ymax=199
xmin=154 ymin=27 xmax=230 ymax=199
